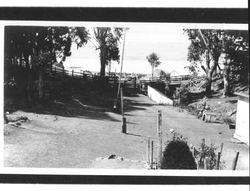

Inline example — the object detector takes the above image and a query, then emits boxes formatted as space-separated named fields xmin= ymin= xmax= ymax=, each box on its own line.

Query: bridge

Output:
xmin=169 ymin=75 xmax=190 ymax=85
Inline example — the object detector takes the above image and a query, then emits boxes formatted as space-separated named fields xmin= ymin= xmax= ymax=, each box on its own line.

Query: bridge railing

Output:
xmin=170 ymin=75 xmax=190 ymax=83
xmin=45 ymin=67 xmax=97 ymax=80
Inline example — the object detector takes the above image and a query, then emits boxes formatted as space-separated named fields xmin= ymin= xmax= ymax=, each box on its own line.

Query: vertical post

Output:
xmin=220 ymin=143 xmax=224 ymax=155
xmin=232 ymin=152 xmax=240 ymax=170
xmin=122 ymin=117 xmax=126 ymax=134
xmin=116 ymin=28 xmax=128 ymax=106
xmin=200 ymin=138 xmax=205 ymax=169
xmin=204 ymin=157 xmax=208 ymax=170
xmin=147 ymin=137 xmax=150 ymax=164
xmin=216 ymin=152 xmax=221 ymax=170
xmin=134 ymin=77 xmax=137 ymax=90
xmin=72 ymin=70 xmax=74 ymax=77
xmin=157 ymin=110 xmax=162 ymax=168
xmin=151 ymin=140 xmax=154 ymax=169
xmin=120 ymin=87 xmax=124 ymax=116
xmin=108 ymin=61 xmax=111 ymax=76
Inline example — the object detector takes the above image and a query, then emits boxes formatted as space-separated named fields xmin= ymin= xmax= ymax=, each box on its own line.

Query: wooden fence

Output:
xmin=44 ymin=67 xmax=121 ymax=84
xmin=45 ymin=67 xmax=96 ymax=80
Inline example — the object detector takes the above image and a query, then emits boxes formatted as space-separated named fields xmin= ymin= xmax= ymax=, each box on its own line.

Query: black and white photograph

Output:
xmin=0 ymin=1 xmax=249 ymax=187
xmin=2 ymin=22 xmax=249 ymax=170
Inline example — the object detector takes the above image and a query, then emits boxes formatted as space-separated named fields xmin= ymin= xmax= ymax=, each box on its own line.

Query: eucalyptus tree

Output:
xmin=184 ymin=29 xmax=248 ymax=96
xmin=5 ymin=26 xmax=89 ymax=101
xmin=93 ymin=27 xmax=123 ymax=79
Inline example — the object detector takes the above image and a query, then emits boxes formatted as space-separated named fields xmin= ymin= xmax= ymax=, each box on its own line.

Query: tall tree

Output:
xmin=220 ymin=30 xmax=248 ymax=96
xmin=184 ymin=29 xmax=248 ymax=96
xmin=184 ymin=29 xmax=222 ymax=94
xmin=93 ymin=27 xmax=123 ymax=79
xmin=146 ymin=53 xmax=161 ymax=80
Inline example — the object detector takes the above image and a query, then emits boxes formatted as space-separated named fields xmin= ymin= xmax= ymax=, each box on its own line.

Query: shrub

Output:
xmin=160 ymin=135 xmax=197 ymax=169
xmin=174 ymin=84 xmax=191 ymax=105
xmin=194 ymin=140 xmax=225 ymax=170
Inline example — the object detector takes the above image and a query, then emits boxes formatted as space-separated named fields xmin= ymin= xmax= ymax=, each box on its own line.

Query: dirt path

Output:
xmin=4 ymin=94 xmax=249 ymax=170
xmin=124 ymin=94 xmax=249 ymax=170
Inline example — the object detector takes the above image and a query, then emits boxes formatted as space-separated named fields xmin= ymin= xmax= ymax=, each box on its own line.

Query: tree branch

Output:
xmin=201 ymin=65 xmax=207 ymax=73
xmin=204 ymin=50 xmax=211 ymax=70
xmin=198 ymin=29 xmax=208 ymax=48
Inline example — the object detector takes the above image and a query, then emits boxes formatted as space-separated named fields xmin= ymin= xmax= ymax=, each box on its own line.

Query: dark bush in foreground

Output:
xmin=161 ymin=138 xmax=197 ymax=169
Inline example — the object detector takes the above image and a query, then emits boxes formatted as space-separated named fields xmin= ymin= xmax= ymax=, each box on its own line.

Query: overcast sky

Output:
xmin=64 ymin=25 xmax=191 ymax=75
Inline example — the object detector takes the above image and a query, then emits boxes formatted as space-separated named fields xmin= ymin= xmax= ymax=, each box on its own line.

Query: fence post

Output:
xmin=134 ymin=77 xmax=137 ymax=90
xmin=151 ymin=140 xmax=154 ymax=169
xmin=120 ymin=87 xmax=124 ymax=116
xmin=147 ymin=137 xmax=150 ymax=165
xmin=200 ymin=138 xmax=206 ymax=169
xmin=120 ymin=87 xmax=127 ymax=133
xmin=122 ymin=117 xmax=127 ymax=134
xmin=232 ymin=152 xmax=240 ymax=170
xmin=157 ymin=110 xmax=162 ymax=168
xmin=204 ymin=157 xmax=208 ymax=170
xmin=216 ymin=152 xmax=221 ymax=170
xmin=72 ymin=70 xmax=74 ymax=77
xmin=220 ymin=143 xmax=224 ymax=155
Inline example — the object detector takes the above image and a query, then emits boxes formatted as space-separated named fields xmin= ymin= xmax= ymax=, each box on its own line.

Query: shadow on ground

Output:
xmin=4 ymin=85 xmax=153 ymax=122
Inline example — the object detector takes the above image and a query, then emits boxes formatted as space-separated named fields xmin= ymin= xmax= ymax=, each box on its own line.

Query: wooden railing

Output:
xmin=45 ymin=67 xmax=97 ymax=80
xmin=170 ymin=75 xmax=190 ymax=83
xmin=44 ymin=67 xmax=121 ymax=85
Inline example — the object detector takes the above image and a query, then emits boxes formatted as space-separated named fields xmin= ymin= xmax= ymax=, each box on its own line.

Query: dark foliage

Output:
xmin=161 ymin=138 xmax=197 ymax=169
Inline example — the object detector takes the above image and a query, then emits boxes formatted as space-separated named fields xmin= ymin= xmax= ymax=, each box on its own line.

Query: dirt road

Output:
xmin=4 ymin=94 xmax=249 ymax=170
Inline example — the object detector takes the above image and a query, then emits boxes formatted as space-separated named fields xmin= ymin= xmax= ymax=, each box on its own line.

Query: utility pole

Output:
xmin=117 ymin=28 xmax=128 ymax=100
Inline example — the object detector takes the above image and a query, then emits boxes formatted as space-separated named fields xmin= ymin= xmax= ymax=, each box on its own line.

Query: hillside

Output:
xmin=186 ymin=77 xmax=249 ymax=126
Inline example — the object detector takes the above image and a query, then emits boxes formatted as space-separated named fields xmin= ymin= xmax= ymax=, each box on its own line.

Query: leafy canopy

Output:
xmin=184 ymin=29 xmax=249 ymax=76
xmin=93 ymin=27 xmax=124 ymax=64
xmin=5 ymin=26 xmax=89 ymax=68
xmin=146 ymin=52 xmax=161 ymax=67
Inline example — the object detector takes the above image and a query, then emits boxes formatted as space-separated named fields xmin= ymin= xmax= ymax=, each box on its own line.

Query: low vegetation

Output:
xmin=160 ymin=134 xmax=225 ymax=170
xmin=160 ymin=135 xmax=197 ymax=169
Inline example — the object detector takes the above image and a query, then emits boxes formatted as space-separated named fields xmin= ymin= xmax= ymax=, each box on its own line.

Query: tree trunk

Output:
xmin=38 ymin=68 xmax=44 ymax=100
xmin=152 ymin=65 xmax=154 ymax=81
xmin=100 ymin=47 xmax=106 ymax=79
xmin=23 ymin=54 xmax=32 ymax=104
xmin=205 ymin=54 xmax=218 ymax=96
xmin=108 ymin=60 xmax=111 ymax=76
xmin=26 ymin=71 xmax=32 ymax=104
xmin=223 ymin=63 xmax=230 ymax=97
xmin=205 ymin=70 xmax=212 ymax=95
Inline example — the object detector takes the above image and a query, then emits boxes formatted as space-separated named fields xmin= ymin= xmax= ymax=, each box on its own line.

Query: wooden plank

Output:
xmin=232 ymin=152 xmax=240 ymax=170
xmin=151 ymin=140 xmax=154 ymax=169
xmin=216 ymin=152 xmax=221 ymax=170
xmin=157 ymin=110 xmax=162 ymax=168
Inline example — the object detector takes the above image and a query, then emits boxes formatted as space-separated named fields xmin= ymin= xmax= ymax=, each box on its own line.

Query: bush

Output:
xmin=174 ymin=84 xmax=191 ymax=105
xmin=161 ymin=135 xmax=197 ymax=169
xmin=194 ymin=140 xmax=225 ymax=170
